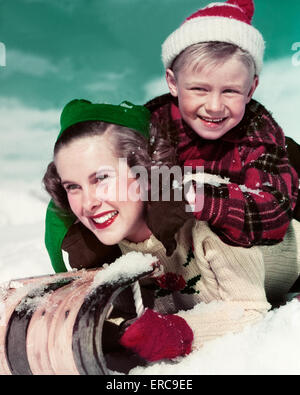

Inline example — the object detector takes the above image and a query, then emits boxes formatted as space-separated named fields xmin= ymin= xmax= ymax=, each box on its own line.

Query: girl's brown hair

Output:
xmin=43 ymin=120 xmax=176 ymax=211
xmin=43 ymin=121 xmax=154 ymax=211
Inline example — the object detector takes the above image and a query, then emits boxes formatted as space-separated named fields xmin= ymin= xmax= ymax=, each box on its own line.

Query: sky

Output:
xmin=0 ymin=0 xmax=300 ymax=108
xmin=0 ymin=0 xmax=299 ymax=183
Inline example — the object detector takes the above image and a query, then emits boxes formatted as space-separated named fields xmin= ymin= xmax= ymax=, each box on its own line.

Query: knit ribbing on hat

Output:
xmin=161 ymin=16 xmax=265 ymax=74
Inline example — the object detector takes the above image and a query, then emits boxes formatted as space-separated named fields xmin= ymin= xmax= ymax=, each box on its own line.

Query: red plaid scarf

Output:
xmin=146 ymin=94 xmax=299 ymax=247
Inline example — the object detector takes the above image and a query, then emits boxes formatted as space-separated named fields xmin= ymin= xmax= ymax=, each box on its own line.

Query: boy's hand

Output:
xmin=119 ymin=308 xmax=193 ymax=362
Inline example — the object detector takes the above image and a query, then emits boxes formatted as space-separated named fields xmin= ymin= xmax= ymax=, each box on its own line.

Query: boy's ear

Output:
xmin=247 ymin=75 xmax=259 ymax=103
xmin=166 ymin=69 xmax=178 ymax=97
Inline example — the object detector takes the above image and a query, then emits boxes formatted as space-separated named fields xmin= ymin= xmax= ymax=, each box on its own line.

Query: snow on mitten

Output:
xmin=119 ymin=308 xmax=193 ymax=362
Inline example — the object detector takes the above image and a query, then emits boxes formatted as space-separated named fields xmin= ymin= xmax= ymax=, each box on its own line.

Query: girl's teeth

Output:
xmin=93 ymin=211 xmax=118 ymax=224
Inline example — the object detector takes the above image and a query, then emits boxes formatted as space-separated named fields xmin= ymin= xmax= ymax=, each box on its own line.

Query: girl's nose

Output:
xmin=205 ymin=93 xmax=224 ymax=114
xmin=82 ymin=186 xmax=102 ymax=213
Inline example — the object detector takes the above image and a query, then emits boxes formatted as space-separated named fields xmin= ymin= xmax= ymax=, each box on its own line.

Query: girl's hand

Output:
xmin=119 ymin=308 xmax=193 ymax=362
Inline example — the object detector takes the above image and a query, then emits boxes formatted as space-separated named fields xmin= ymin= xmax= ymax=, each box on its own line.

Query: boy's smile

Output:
xmin=166 ymin=57 xmax=258 ymax=140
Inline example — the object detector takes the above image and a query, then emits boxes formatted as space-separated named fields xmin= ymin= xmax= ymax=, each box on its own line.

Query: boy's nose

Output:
xmin=82 ymin=186 xmax=102 ymax=213
xmin=205 ymin=93 xmax=224 ymax=114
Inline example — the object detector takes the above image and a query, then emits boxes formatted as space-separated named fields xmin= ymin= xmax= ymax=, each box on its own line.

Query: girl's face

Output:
xmin=55 ymin=135 xmax=152 ymax=245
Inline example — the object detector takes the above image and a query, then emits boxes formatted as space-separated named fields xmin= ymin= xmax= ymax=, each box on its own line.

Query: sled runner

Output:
xmin=0 ymin=253 xmax=157 ymax=375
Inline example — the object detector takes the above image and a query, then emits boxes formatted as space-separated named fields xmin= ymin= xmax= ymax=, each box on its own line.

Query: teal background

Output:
xmin=0 ymin=0 xmax=300 ymax=107
xmin=0 ymin=0 xmax=299 ymax=182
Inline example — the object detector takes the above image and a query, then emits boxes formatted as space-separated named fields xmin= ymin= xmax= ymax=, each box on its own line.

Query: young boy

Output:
xmin=145 ymin=0 xmax=299 ymax=255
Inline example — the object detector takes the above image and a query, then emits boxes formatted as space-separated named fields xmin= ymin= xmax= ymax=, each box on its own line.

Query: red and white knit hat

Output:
xmin=162 ymin=0 xmax=265 ymax=74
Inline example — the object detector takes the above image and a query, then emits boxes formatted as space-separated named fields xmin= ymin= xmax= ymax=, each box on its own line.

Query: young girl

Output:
xmin=43 ymin=98 xmax=299 ymax=364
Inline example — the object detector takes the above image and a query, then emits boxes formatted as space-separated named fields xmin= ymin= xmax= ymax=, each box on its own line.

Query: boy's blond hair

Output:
xmin=162 ymin=0 xmax=264 ymax=74
xmin=171 ymin=41 xmax=256 ymax=80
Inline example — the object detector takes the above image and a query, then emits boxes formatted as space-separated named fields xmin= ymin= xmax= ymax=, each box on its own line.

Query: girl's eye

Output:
xmin=65 ymin=184 xmax=79 ymax=192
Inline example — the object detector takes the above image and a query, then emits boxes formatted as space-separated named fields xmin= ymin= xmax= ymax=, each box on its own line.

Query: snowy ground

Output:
xmin=130 ymin=299 xmax=300 ymax=375
xmin=1 ymin=57 xmax=300 ymax=375
xmin=0 ymin=182 xmax=52 ymax=282
xmin=1 ymin=177 xmax=300 ymax=376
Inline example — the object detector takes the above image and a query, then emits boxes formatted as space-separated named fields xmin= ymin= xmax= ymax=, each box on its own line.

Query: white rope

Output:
xmin=131 ymin=281 xmax=144 ymax=318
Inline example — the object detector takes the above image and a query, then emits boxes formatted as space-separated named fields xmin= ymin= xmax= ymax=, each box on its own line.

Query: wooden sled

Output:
xmin=0 ymin=258 xmax=155 ymax=375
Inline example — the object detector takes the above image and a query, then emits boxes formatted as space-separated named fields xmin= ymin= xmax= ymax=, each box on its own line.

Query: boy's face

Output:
xmin=166 ymin=57 xmax=258 ymax=140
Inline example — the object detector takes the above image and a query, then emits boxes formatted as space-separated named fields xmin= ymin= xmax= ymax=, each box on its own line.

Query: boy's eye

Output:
xmin=223 ymin=89 xmax=239 ymax=94
xmin=191 ymin=87 xmax=207 ymax=92
xmin=96 ymin=174 xmax=109 ymax=181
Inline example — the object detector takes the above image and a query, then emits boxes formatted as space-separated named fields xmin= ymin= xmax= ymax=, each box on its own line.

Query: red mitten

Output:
xmin=119 ymin=308 xmax=193 ymax=362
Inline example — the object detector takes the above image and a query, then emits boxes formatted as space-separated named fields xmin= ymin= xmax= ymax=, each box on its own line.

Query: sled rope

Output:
xmin=131 ymin=281 xmax=144 ymax=317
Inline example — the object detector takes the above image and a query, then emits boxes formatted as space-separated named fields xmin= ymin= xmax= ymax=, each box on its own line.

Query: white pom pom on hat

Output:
xmin=161 ymin=0 xmax=265 ymax=74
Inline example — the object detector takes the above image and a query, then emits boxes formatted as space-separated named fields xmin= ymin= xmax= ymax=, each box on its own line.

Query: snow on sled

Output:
xmin=0 ymin=252 xmax=158 ymax=375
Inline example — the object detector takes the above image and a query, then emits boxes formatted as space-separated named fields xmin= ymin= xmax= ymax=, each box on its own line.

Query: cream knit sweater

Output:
xmin=119 ymin=219 xmax=292 ymax=350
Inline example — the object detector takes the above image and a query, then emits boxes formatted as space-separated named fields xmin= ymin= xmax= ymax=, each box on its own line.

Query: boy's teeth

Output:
xmin=201 ymin=116 xmax=225 ymax=123
xmin=93 ymin=211 xmax=118 ymax=224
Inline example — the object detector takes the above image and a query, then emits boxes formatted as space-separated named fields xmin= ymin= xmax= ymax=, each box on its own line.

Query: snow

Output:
xmin=183 ymin=172 xmax=231 ymax=187
xmin=184 ymin=172 xmax=265 ymax=197
xmin=92 ymin=251 xmax=157 ymax=286
xmin=14 ymin=284 xmax=48 ymax=315
xmin=0 ymin=182 xmax=54 ymax=283
xmin=238 ymin=184 xmax=263 ymax=197
xmin=129 ymin=299 xmax=300 ymax=375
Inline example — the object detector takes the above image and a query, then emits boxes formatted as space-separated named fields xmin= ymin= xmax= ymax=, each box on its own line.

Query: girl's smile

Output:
xmin=89 ymin=210 xmax=119 ymax=229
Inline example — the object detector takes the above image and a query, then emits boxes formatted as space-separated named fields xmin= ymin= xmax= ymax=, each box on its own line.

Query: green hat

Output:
xmin=45 ymin=99 xmax=151 ymax=272
xmin=58 ymin=99 xmax=150 ymax=140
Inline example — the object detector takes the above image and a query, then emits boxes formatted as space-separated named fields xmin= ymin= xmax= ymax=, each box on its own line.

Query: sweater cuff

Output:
xmin=177 ymin=301 xmax=270 ymax=350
